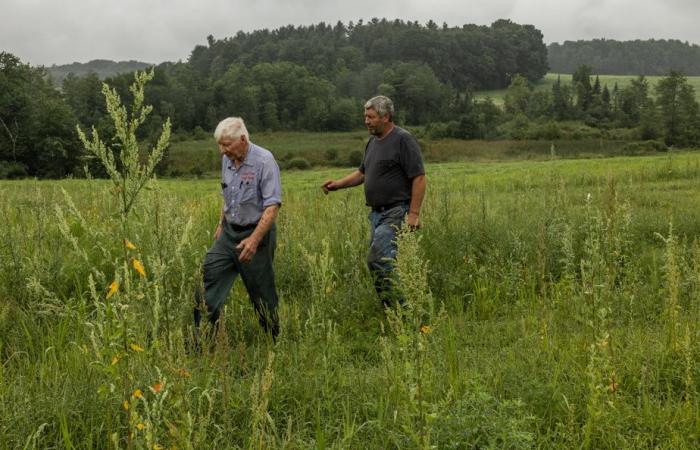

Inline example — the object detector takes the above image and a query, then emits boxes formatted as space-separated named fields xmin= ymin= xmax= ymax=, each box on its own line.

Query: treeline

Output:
xmin=47 ymin=60 xmax=151 ymax=85
xmin=63 ymin=18 xmax=548 ymax=134
xmin=548 ymin=39 xmax=700 ymax=75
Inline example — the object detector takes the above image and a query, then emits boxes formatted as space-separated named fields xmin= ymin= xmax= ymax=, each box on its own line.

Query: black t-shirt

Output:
xmin=359 ymin=126 xmax=425 ymax=207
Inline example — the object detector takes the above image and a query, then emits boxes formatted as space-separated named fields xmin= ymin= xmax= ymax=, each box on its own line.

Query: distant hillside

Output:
xmin=45 ymin=59 xmax=152 ymax=85
xmin=547 ymin=39 xmax=700 ymax=75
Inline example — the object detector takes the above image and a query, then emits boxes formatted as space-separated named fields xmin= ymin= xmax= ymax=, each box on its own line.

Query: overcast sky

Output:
xmin=3 ymin=0 xmax=700 ymax=67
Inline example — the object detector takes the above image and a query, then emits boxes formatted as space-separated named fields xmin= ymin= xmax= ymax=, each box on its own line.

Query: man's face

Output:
xmin=364 ymin=108 xmax=389 ymax=137
xmin=218 ymin=135 xmax=247 ymax=161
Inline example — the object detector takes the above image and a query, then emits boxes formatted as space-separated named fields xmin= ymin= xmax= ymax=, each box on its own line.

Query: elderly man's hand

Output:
xmin=235 ymin=236 xmax=260 ymax=262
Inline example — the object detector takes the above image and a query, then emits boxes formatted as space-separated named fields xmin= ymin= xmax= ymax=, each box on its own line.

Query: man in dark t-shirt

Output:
xmin=322 ymin=95 xmax=426 ymax=307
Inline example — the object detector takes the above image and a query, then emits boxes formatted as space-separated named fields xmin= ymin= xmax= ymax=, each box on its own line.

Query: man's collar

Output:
xmin=227 ymin=143 xmax=254 ymax=169
xmin=377 ymin=124 xmax=395 ymax=140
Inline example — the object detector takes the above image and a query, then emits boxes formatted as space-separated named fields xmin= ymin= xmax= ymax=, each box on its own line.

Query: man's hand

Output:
xmin=321 ymin=180 xmax=338 ymax=194
xmin=407 ymin=211 xmax=421 ymax=231
xmin=235 ymin=235 xmax=260 ymax=262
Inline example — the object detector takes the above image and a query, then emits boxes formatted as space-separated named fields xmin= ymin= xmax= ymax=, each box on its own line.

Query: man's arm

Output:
xmin=322 ymin=170 xmax=365 ymax=194
xmin=407 ymin=174 xmax=426 ymax=229
xmin=236 ymin=204 xmax=280 ymax=262
xmin=214 ymin=203 xmax=225 ymax=240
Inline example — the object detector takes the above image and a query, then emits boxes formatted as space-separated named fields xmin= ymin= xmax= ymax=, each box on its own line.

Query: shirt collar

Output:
xmin=227 ymin=142 xmax=255 ymax=170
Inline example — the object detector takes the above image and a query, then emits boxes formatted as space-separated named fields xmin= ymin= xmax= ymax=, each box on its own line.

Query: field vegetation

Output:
xmin=3 ymin=64 xmax=700 ymax=449
xmin=3 ymin=142 xmax=700 ymax=448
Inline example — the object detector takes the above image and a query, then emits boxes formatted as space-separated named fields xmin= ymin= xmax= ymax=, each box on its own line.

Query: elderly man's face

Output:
xmin=364 ymin=108 xmax=390 ymax=137
xmin=218 ymin=135 xmax=248 ymax=161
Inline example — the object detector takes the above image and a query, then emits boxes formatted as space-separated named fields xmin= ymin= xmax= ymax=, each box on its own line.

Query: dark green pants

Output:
xmin=194 ymin=222 xmax=279 ymax=338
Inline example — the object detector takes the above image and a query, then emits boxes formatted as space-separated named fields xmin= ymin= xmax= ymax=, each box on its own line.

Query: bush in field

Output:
xmin=347 ymin=149 xmax=363 ymax=167
xmin=192 ymin=125 xmax=209 ymax=140
xmin=622 ymin=140 xmax=668 ymax=155
xmin=324 ymin=148 xmax=339 ymax=162
xmin=0 ymin=160 xmax=27 ymax=178
xmin=286 ymin=157 xmax=311 ymax=170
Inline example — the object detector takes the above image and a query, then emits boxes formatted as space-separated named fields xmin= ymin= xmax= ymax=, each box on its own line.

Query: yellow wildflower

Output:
xmin=419 ymin=325 xmax=432 ymax=334
xmin=176 ymin=368 xmax=191 ymax=378
xmin=106 ymin=280 xmax=119 ymax=299
xmin=124 ymin=239 xmax=137 ymax=250
xmin=136 ymin=423 xmax=146 ymax=431
xmin=133 ymin=388 xmax=143 ymax=399
xmin=132 ymin=258 xmax=146 ymax=278
xmin=130 ymin=343 xmax=145 ymax=353
xmin=111 ymin=355 xmax=120 ymax=366
xmin=122 ymin=400 xmax=129 ymax=411
xmin=153 ymin=444 xmax=164 ymax=450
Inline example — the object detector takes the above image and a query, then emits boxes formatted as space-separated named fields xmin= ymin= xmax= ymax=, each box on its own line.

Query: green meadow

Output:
xmin=2 ymin=149 xmax=700 ymax=448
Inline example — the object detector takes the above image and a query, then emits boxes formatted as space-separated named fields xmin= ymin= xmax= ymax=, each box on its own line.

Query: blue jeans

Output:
xmin=367 ymin=203 xmax=409 ymax=307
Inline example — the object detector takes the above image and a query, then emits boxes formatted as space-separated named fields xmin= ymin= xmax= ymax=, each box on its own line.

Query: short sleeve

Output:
xmin=358 ymin=138 xmax=372 ymax=174
xmin=399 ymin=133 xmax=425 ymax=179
xmin=260 ymin=157 xmax=282 ymax=208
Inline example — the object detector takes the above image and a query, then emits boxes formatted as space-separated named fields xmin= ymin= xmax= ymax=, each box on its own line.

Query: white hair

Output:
xmin=214 ymin=117 xmax=249 ymax=141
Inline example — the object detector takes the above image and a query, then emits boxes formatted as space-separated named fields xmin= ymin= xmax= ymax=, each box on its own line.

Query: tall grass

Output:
xmin=2 ymin=148 xmax=700 ymax=447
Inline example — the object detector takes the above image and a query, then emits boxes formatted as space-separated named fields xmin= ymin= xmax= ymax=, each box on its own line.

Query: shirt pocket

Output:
xmin=376 ymin=159 xmax=397 ymax=176
xmin=239 ymin=182 xmax=258 ymax=204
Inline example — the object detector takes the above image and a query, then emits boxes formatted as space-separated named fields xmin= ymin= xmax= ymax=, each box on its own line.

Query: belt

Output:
xmin=229 ymin=222 xmax=257 ymax=232
xmin=371 ymin=201 xmax=408 ymax=213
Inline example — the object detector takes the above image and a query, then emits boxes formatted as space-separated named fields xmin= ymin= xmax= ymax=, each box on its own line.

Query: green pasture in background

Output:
xmin=167 ymin=130 xmax=670 ymax=177
xmin=476 ymin=73 xmax=700 ymax=106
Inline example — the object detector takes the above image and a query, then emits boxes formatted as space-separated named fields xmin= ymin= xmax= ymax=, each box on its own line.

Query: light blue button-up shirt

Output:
xmin=221 ymin=142 xmax=282 ymax=226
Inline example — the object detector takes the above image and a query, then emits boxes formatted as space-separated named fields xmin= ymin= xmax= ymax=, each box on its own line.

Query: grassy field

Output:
xmin=475 ymin=73 xmax=700 ymax=106
xmin=2 ymin=149 xmax=700 ymax=448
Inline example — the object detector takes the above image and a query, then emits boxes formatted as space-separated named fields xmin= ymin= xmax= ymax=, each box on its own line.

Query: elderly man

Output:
xmin=322 ymin=96 xmax=426 ymax=307
xmin=195 ymin=117 xmax=282 ymax=341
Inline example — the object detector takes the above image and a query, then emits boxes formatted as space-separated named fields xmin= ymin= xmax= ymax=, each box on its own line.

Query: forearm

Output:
xmin=409 ymin=175 xmax=426 ymax=215
xmin=336 ymin=170 xmax=364 ymax=189
xmin=250 ymin=205 xmax=279 ymax=242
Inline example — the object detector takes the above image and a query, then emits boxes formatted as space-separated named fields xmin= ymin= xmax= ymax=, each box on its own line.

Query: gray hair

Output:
xmin=214 ymin=117 xmax=249 ymax=141
xmin=364 ymin=96 xmax=394 ymax=120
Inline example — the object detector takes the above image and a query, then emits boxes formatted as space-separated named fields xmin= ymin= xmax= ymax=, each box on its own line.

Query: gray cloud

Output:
xmin=2 ymin=0 xmax=699 ymax=66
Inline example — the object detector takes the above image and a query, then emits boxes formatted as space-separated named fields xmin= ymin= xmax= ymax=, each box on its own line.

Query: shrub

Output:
xmin=286 ymin=157 xmax=311 ymax=170
xmin=0 ymin=161 xmax=28 ymax=179
xmin=324 ymin=148 xmax=339 ymax=162
xmin=347 ymin=149 xmax=363 ymax=167
xmin=192 ymin=126 xmax=209 ymax=141
xmin=622 ymin=140 xmax=668 ymax=155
